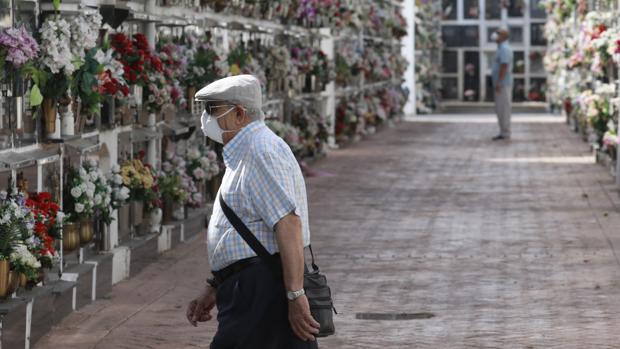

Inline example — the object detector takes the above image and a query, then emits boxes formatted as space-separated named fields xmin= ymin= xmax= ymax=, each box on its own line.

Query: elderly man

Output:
xmin=185 ymin=75 xmax=320 ymax=349
xmin=491 ymin=27 xmax=513 ymax=141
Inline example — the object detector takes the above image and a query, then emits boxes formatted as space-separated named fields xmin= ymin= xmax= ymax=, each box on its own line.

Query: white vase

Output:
xmin=61 ymin=108 xmax=75 ymax=136
xmin=149 ymin=207 xmax=162 ymax=234
xmin=173 ymin=203 xmax=185 ymax=221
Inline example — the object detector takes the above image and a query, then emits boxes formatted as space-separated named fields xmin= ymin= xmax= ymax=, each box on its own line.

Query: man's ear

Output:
xmin=236 ymin=106 xmax=248 ymax=124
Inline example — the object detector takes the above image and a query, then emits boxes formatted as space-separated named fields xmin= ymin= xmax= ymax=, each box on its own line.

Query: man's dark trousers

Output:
xmin=210 ymin=261 xmax=319 ymax=349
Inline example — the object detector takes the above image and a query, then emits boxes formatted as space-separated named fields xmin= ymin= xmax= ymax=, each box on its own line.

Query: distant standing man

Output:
xmin=491 ymin=28 xmax=513 ymax=141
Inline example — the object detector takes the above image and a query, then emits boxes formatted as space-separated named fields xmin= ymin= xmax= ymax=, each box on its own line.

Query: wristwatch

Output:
xmin=286 ymin=288 xmax=305 ymax=301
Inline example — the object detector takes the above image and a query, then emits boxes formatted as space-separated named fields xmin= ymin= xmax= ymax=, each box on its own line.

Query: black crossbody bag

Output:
xmin=219 ymin=195 xmax=336 ymax=337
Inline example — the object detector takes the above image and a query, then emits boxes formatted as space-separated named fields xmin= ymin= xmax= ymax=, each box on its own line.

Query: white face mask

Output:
xmin=490 ymin=32 xmax=499 ymax=42
xmin=200 ymin=107 xmax=238 ymax=144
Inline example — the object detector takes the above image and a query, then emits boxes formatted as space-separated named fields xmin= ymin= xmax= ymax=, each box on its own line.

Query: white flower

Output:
xmin=57 ymin=211 xmax=65 ymax=223
xmin=187 ymin=148 xmax=201 ymax=160
xmin=94 ymin=194 xmax=102 ymax=205
xmin=104 ymin=196 xmax=111 ymax=206
xmin=192 ymin=168 xmax=206 ymax=180
xmin=120 ymin=187 xmax=130 ymax=201
xmin=114 ymin=174 xmax=123 ymax=185
xmin=80 ymin=183 xmax=88 ymax=192
xmin=40 ymin=17 xmax=74 ymax=74
xmin=0 ymin=191 xmax=6 ymax=200
xmin=75 ymin=203 xmax=85 ymax=213
xmin=71 ymin=186 xmax=83 ymax=198
xmin=89 ymin=159 xmax=98 ymax=168
xmin=111 ymin=164 xmax=121 ymax=173
xmin=85 ymin=188 xmax=95 ymax=199
xmin=26 ymin=222 xmax=34 ymax=230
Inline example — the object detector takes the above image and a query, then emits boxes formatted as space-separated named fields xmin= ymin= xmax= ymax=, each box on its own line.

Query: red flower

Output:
xmin=138 ymin=150 xmax=146 ymax=160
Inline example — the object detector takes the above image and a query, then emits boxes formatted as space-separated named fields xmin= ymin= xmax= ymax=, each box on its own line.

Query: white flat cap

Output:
xmin=195 ymin=75 xmax=263 ymax=115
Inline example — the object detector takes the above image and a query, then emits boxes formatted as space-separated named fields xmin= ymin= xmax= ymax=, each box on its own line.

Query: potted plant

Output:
xmin=120 ymin=156 xmax=159 ymax=227
xmin=64 ymin=161 xmax=111 ymax=248
xmin=24 ymin=192 xmax=62 ymax=286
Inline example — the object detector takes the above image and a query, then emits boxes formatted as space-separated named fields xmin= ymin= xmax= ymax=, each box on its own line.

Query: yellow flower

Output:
xmin=230 ymin=64 xmax=241 ymax=75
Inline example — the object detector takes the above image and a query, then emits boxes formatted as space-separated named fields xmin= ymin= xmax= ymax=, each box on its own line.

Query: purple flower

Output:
xmin=0 ymin=26 xmax=39 ymax=68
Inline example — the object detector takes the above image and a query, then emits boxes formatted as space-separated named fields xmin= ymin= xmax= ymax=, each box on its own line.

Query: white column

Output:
xmin=144 ymin=0 xmax=156 ymax=49
xmin=320 ymin=27 xmax=337 ymax=148
xmin=99 ymin=129 xmax=119 ymax=249
xmin=616 ymin=0 xmax=620 ymax=187
xmin=402 ymin=0 xmax=416 ymax=116
xmin=145 ymin=0 xmax=158 ymax=170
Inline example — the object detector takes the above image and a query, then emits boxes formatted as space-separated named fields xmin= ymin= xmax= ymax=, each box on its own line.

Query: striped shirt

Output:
xmin=206 ymin=120 xmax=311 ymax=271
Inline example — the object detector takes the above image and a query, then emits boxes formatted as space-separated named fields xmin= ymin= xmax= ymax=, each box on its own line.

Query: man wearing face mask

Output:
xmin=185 ymin=74 xmax=320 ymax=349
xmin=491 ymin=27 xmax=513 ymax=141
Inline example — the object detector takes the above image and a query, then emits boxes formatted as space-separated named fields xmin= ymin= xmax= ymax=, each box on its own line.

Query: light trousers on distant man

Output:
xmin=494 ymin=86 xmax=513 ymax=139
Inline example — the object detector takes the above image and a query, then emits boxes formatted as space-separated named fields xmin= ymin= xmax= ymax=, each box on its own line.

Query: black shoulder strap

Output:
xmin=219 ymin=194 xmax=319 ymax=272
xmin=219 ymin=195 xmax=273 ymax=262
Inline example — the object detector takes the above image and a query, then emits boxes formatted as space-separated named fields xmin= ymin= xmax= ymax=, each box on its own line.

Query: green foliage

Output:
xmin=72 ymin=48 xmax=104 ymax=114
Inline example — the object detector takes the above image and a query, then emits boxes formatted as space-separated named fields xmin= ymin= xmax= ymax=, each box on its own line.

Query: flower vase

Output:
xmin=131 ymin=200 xmax=144 ymax=226
xmin=187 ymin=86 xmax=196 ymax=112
xmin=80 ymin=219 xmax=94 ymax=245
xmin=163 ymin=200 xmax=174 ymax=223
xmin=61 ymin=99 xmax=75 ymax=136
xmin=0 ymin=260 xmax=10 ymax=298
xmin=63 ymin=222 xmax=81 ymax=253
xmin=19 ymin=273 xmax=27 ymax=289
xmin=172 ymin=203 xmax=185 ymax=221
xmin=42 ymin=98 xmax=57 ymax=134
xmin=7 ymin=270 xmax=19 ymax=295
xmin=118 ymin=204 xmax=130 ymax=238
xmin=101 ymin=96 xmax=115 ymax=126
xmin=149 ymin=207 xmax=162 ymax=234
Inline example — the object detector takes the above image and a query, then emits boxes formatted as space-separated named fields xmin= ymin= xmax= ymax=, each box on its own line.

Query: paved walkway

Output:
xmin=35 ymin=114 xmax=620 ymax=348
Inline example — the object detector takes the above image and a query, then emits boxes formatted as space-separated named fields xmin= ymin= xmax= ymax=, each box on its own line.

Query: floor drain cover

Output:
xmin=355 ymin=312 xmax=435 ymax=320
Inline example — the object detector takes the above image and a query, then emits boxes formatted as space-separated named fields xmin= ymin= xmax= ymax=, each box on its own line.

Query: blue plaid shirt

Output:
xmin=206 ymin=120 xmax=311 ymax=271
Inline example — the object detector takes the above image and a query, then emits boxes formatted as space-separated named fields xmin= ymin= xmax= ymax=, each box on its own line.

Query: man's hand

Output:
xmin=288 ymin=294 xmax=320 ymax=341
xmin=186 ymin=285 xmax=217 ymax=327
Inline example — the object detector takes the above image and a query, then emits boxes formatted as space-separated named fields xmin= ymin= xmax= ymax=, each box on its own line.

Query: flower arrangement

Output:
xmin=65 ymin=161 xmax=113 ymax=224
xmin=291 ymin=105 xmax=329 ymax=157
xmin=110 ymin=33 xmax=143 ymax=85
xmin=24 ymin=192 xmax=62 ymax=269
xmin=161 ymin=150 xmax=201 ymax=207
xmin=120 ymin=157 xmax=161 ymax=212
xmin=70 ymin=12 xmax=102 ymax=61
xmin=108 ymin=164 xmax=131 ymax=210
xmin=0 ymin=26 xmax=39 ymax=83
xmin=95 ymin=48 xmax=130 ymax=99
xmin=295 ymin=0 xmax=336 ymax=27
xmin=266 ymin=120 xmax=304 ymax=155
xmin=39 ymin=17 xmax=74 ymax=75
xmin=227 ymin=43 xmax=251 ymax=75
xmin=185 ymin=146 xmax=221 ymax=183
xmin=577 ymin=87 xmax=614 ymax=139
xmin=72 ymin=48 xmax=105 ymax=114
xmin=184 ymin=43 xmax=224 ymax=88
xmin=266 ymin=46 xmax=290 ymax=81
xmin=0 ymin=191 xmax=48 ymax=282
xmin=0 ymin=192 xmax=34 ymax=260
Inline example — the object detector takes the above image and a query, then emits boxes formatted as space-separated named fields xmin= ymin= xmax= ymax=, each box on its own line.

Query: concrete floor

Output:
xmin=34 ymin=114 xmax=620 ymax=348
